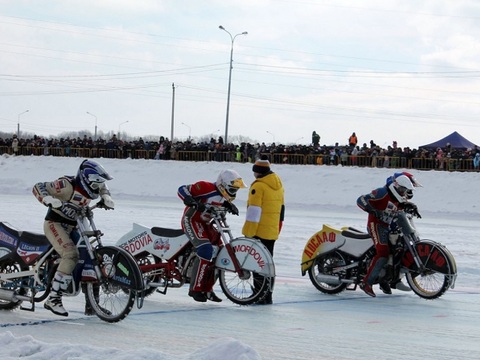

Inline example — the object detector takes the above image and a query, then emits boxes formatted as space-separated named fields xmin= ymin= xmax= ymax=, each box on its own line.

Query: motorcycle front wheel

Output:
xmin=85 ymin=281 xmax=136 ymax=323
xmin=218 ymin=269 xmax=271 ymax=305
xmin=405 ymin=239 xmax=457 ymax=300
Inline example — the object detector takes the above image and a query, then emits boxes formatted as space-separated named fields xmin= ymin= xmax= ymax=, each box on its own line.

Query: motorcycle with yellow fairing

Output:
xmin=301 ymin=206 xmax=457 ymax=299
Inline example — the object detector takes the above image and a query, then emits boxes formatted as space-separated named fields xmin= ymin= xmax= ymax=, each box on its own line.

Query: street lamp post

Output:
xmin=181 ymin=122 xmax=191 ymax=141
xmin=219 ymin=25 xmax=248 ymax=145
xmin=17 ymin=110 xmax=29 ymax=137
xmin=86 ymin=112 xmax=98 ymax=141
xmin=118 ymin=121 xmax=129 ymax=139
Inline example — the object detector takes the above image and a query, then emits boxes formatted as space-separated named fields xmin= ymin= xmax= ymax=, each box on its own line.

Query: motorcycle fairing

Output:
xmin=301 ymin=225 xmax=345 ymax=275
xmin=116 ymin=223 xmax=189 ymax=260
xmin=301 ymin=224 xmax=374 ymax=275
xmin=216 ymin=237 xmax=275 ymax=277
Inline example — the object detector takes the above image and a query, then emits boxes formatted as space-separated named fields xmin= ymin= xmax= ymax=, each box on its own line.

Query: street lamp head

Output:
xmin=219 ymin=25 xmax=225 ymax=30
xmin=242 ymin=32 xmax=248 ymax=35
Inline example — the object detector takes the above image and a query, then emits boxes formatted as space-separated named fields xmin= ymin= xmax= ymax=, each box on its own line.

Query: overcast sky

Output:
xmin=1 ymin=0 xmax=480 ymax=148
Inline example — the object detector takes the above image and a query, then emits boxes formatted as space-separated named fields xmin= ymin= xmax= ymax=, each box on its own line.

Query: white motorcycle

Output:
xmin=116 ymin=204 xmax=276 ymax=305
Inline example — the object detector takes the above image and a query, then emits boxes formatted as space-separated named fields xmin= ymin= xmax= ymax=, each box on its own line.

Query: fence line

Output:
xmin=0 ymin=146 xmax=477 ymax=172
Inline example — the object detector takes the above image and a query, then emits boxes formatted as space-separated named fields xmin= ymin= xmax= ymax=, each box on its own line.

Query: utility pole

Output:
xmin=171 ymin=83 xmax=175 ymax=142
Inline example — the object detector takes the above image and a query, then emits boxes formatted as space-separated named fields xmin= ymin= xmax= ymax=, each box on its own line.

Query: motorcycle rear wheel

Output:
xmin=218 ymin=269 xmax=271 ymax=305
xmin=0 ymin=258 xmax=28 ymax=310
xmin=136 ymin=253 xmax=161 ymax=298
xmin=308 ymin=251 xmax=349 ymax=294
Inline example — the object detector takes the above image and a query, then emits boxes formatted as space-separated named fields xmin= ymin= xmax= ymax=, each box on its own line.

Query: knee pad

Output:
xmin=196 ymin=243 xmax=213 ymax=261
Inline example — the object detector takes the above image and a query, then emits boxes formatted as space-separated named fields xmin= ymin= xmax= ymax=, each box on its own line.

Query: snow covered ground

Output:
xmin=0 ymin=155 xmax=479 ymax=360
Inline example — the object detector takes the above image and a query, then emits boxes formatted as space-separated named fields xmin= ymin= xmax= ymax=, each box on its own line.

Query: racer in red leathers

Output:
xmin=177 ymin=169 xmax=246 ymax=303
xmin=357 ymin=174 xmax=418 ymax=297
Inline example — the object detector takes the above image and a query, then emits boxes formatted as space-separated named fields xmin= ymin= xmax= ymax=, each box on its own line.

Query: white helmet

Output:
xmin=388 ymin=174 xmax=415 ymax=203
xmin=386 ymin=172 xmax=421 ymax=200
xmin=216 ymin=169 xmax=247 ymax=202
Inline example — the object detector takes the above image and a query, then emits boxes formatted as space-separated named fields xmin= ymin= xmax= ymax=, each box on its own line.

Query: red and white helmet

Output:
xmin=388 ymin=174 xmax=415 ymax=203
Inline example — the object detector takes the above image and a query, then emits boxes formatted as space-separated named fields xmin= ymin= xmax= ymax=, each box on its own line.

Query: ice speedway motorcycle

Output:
xmin=301 ymin=206 xmax=457 ymax=299
xmin=115 ymin=204 xmax=275 ymax=305
xmin=0 ymin=204 xmax=145 ymax=323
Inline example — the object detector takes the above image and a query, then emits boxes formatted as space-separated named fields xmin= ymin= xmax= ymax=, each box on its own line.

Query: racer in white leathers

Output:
xmin=32 ymin=159 xmax=114 ymax=316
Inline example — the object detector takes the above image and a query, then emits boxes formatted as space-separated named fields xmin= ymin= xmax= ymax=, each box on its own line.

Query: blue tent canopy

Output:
xmin=419 ymin=131 xmax=478 ymax=150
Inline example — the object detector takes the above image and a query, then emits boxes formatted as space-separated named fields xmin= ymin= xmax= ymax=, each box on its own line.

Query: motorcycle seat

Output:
xmin=0 ymin=222 xmax=50 ymax=246
xmin=341 ymin=229 xmax=371 ymax=240
xmin=151 ymin=227 xmax=184 ymax=238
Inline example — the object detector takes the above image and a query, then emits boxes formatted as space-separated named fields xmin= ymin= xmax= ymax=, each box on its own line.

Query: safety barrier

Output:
xmin=0 ymin=146 xmax=477 ymax=172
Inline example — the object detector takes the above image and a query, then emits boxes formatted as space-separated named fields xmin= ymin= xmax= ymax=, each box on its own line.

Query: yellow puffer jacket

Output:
xmin=242 ymin=172 xmax=285 ymax=241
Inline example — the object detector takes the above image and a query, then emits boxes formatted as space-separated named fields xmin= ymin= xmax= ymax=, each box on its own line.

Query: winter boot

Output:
xmin=256 ymin=291 xmax=273 ymax=305
xmin=44 ymin=272 xmax=72 ymax=317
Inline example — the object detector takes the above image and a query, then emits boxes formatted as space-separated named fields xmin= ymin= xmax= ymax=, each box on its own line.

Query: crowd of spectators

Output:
xmin=1 ymin=132 xmax=479 ymax=171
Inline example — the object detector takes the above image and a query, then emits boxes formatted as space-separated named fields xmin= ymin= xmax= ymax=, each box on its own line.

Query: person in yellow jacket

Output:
xmin=242 ymin=155 xmax=285 ymax=304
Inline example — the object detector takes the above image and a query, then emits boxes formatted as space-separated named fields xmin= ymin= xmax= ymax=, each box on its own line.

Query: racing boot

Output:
xmin=391 ymin=279 xmax=411 ymax=291
xmin=359 ymin=281 xmax=376 ymax=297
xmin=44 ymin=272 xmax=72 ymax=317
xmin=379 ymin=281 xmax=392 ymax=295
xmin=206 ymin=291 xmax=222 ymax=302
xmin=189 ymin=258 xmax=212 ymax=303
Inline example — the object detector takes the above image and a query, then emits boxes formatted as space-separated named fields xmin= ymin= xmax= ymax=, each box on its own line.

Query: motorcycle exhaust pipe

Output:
xmin=0 ymin=289 xmax=32 ymax=303
xmin=315 ymin=274 xmax=354 ymax=285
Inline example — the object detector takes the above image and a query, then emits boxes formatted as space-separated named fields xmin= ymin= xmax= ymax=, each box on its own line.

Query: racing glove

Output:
xmin=223 ymin=201 xmax=239 ymax=216
xmin=98 ymin=194 xmax=115 ymax=210
xmin=183 ymin=196 xmax=206 ymax=212
xmin=43 ymin=195 xmax=62 ymax=208
xmin=402 ymin=202 xmax=421 ymax=218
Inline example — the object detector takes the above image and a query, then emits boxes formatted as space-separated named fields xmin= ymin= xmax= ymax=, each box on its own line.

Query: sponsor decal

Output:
xmin=196 ymin=222 xmax=206 ymax=238
xmin=19 ymin=243 xmax=41 ymax=252
xmin=220 ymin=258 xmax=231 ymax=266
xmin=418 ymin=244 xmax=446 ymax=268
xmin=16 ymin=248 xmax=43 ymax=265
xmin=121 ymin=231 xmax=153 ymax=254
xmin=49 ymin=222 xmax=59 ymax=237
xmin=369 ymin=223 xmax=379 ymax=244
xmin=53 ymin=179 xmax=67 ymax=192
xmin=303 ymin=231 xmax=336 ymax=258
xmin=154 ymin=238 xmax=170 ymax=251
xmin=112 ymin=275 xmax=132 ymax=286
xmin=195 ymin=262 xmax=207 ymax=288
xmin=233 ymin=244 xmax=266 ymax=269
xmin=117 ymin=261 xmax=130 ymax=276
xmin=0 ymin=230 xmax=17 ymax=247
xmin=72 ymin=193 xmax=88 ymax=207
